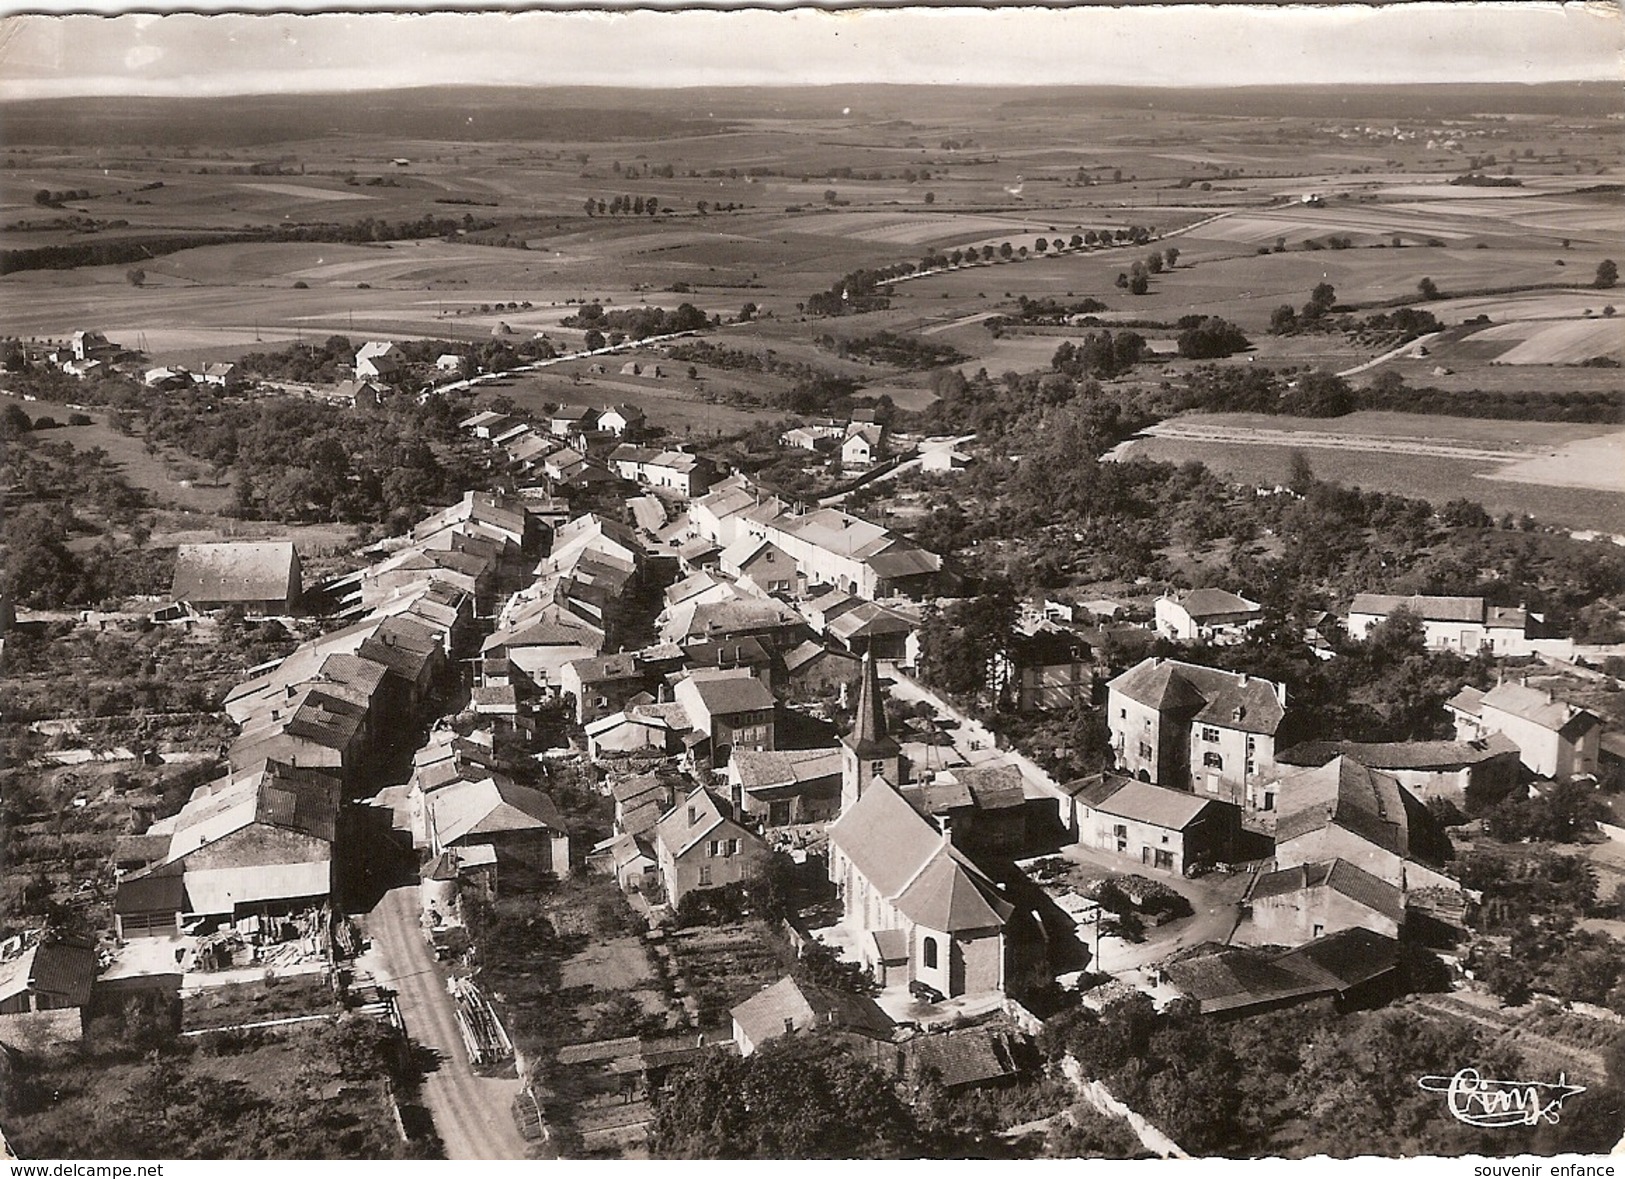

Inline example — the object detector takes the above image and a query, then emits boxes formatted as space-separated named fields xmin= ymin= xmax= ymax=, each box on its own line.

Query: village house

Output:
xmin=354 ymin=341 xmax=403 ymax=382
xmin=672 ymin=668 xmax=777 ymax=763
xmin=113 ymin=759 xmax=339 ymax=939
xmin=1106 ymin=657 xmax=1286 ymax=805
xmin=200 ymin=362 xmax=242 ymax=390
xmin=1275 ymin=735 xmax=1521 ymax=810
xmin=559 ymin=652 xmax=650 ymax=724
xmin=639 ymin=450 xmax=717 ymax=498
xmin=727 ymin=747 xmax=844 ymax=828
xmin=1271 ymin=755 xmax=1455 ymax=891
xmin=549 ymin=404 xmax=595 ymax=437
xmin=827 ymin=778 xmax=1012 ymax=999
xmin=597 ymin=404 xmax=647 ymax=437
xmin=459 ymin=409 xmax=513 ymax=439
xmin=901 ymin=764 xmax=1028 ymax=857
xmin=827 ymin=600 xmax=919 ymax=661
xmin=1068 ymin=774 xmax=1241 ymax=874
xmin=436 ymin=353 xmax=464 ymax=374
xmin=661 ymin=596 xmax=809 ymax=652
xmin=781 ymin=640 xmax=861 ymax=700
xmin=989 ymin=624 xmax=1093 ymax=712
xmin=841 ymin=423 xmax=888 ymax=468
xmin=481 ymin=606 xmax=602 ymax=696
xmin=1345 ymin=593 xmax=1573 ymax=658
xmin=424 ymin=774 xmax=570 ymax=879
xmin=719 ymin=536 xmax=797 ymax=596
xmin=730 ymin=976 xmax=894 ymax=1057
xmin=416 ymin=490 xmax=547 ymax=559
xmin=335 ymin=378 xmax=386 ymax=411
xmin=652 ymin=786 xmax=770 ymax=906
xmin=0 ymin=939 xmax=98 ymax=1050
xmin=1154 ymin=588 xmax=1264 ymax=644
xmin=764 ymin=507 xmax=941 ymax=601
xmin=1236 ymin=858 xmax=1404 ymax=946
xmin=1447 ymin=681 xmax=1601 ymax=780
xmin=171 ymin=541 xmax=301 ymax=614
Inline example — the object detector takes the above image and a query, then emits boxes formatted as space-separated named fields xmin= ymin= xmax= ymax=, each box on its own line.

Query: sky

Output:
xmin=0 ymin=3 xmax=1619 ymax=101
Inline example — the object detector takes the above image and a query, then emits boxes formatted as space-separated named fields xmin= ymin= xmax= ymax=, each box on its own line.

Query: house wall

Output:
xmin=1019 ymin=662 xmax=1092 ymax=712
xmin=713 ymin=709 xmax=775 ymax=759
xmin=1457 ymin=708 xmax=1597 ymax=780
xmin=1237 ymin=888 xmax=1399 ymax=947
xmin=661 ymin=818 xmax=765 ymax=904
xmin=953 ymin=927 xmax=1004 ymax=996
xmin=1080 ymin=807 xmax=1189 ymax=874
xmin=1275 ymin=826 xmax=1404 ymax=887
xmin=1108 ymin=690 xmax=1169 ymax=784
xmin=1186 ymin=724 xmax=1274 ymax=807
xmin=505 ymin=643 xmax=600 ymax=696
xmin=187 ymin=825 xmax=329 ymax=873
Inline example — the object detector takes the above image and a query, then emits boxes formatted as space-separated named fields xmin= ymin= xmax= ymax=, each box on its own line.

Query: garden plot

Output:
xmin=664 ymin=922 xmax=789 ymax=1028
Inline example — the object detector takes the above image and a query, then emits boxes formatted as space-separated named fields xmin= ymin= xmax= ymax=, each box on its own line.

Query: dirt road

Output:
xmin=364 ymin=885 xmax=528 ymax=1160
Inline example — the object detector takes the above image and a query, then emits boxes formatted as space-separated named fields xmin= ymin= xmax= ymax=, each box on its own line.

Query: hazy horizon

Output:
xmin=0 ymin=4 xmax=1618 ymax=101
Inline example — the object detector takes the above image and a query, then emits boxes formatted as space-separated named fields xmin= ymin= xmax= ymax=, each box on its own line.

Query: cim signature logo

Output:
xmin=1418 ymin=1068 xmax=1587 ymax=1128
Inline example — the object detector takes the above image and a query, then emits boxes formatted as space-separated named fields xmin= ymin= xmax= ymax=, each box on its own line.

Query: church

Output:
xmin=826 ymin=655 xmax=1012 ymax=998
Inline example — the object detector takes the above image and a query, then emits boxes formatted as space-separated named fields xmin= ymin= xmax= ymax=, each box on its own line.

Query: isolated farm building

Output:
xmin=731 ymin=976 xmax=894 ymax=1057
xmin=841 ymin=423 xmax=888 ymax=467
xmin=0 ymin=938 xmax=97 ymax=1050
xmin=1106 ymin=657 xmax=1286 ymax=804
xmin=459 ymin=409 xmax=512 ymax=438
xmin=1154 ymin=589 xmax=1264 ymax=645
xmin=919 ymin=443 xmax=973 ymax=474
xmin=1344 ymin=593 xmax=1572 ymax=659
xmin=598 ymin=404 xmax=647 ymax=437
xmin=200 ymin=362 xmax=243 ymax=390
xmin=172 ymin=541 xmax=301 ymax=614
xmin=672 ymin=668 xmax=777 ymax=762
xmin=728 ymin=747 xmax=844 ymax=828
xmin=425 ymin=774 xmax=570 ymax=879
xmin=719 ymin=536 xmax=796 ymax=595
xmin=828 ymin=777 xmax=1012 ymax=998
xmin=1069 ymin=774 xmax=1240 ymax=874
xmin=143 ymin=366 xmax=193 ymax=390
xmin=61 ymin=357 xmax=106 ymax=380
xmin=1275 ymin=736 xmax=1520 ymax=810
xmin=70 ymin=330 xmax=114 ymax=361
xmin=653 ymin=785 xmax=770 ymax=906
xmin=549 ymin=404 xmax=595 ymax=437
xmin=114 ymin=759 xmax=339 ymax=938
xmin=435 ymin=353 xmax=464 ymax=373
xmin=1235 ymin=858 xmax=1404 ymax=947
xmin=1270 ymin=755 xmax=1455 ymax=891
xmin=335 ymin=378 xmax=386 ymax=411
xmin=1447 ymin=681 xmax=1601 ymax=781
xmin=354 ymin=341 xmax=403 ymax=381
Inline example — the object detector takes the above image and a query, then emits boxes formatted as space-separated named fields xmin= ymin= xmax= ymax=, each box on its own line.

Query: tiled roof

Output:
xmin=1085 ymin=778 xmax=1216 ymax=831
xmin=429 ymin=777 xmax=564 ymax=846
xmin=1349 ymin=593 xmax=1483 ymax=624
xmin=901 ymin=1028 xmax=1022 ymax=1089
xmin=1174 ymin=588 xmax=1261 ymax=619
xmin=0 ymin=940 xmax=97 ymax=1007
xmin=680 ymin=669 xmax=776 ymax=716
xmin=731 ymin=976 xmax=894 ymax=1049
xmin=730 ymin=748 xmax=844 ymax=792
xmin=1247 ymin=858 xmax=1404 ymax=925
xmin=1272 ymin=755 xmax=1411 ymax=856
xmin=1107 ymin=657 xmax=1285 ymax=736
xmin=1277 ymin=735 xmax=1520 ymax=771
xmin=1479 ymin=682 xmax=1599 ymax=734
xmin=172 ymin=542 xmax=298 ymax=604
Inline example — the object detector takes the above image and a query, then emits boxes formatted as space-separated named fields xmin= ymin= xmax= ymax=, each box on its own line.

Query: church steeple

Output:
xmin=842 ymin=652 xmax=901 ymax=811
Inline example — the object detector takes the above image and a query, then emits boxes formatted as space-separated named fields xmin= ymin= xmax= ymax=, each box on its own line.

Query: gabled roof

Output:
xmin=1272 ymin=755 xmax=1411 ymax=856
xmin=566 ymin=652 xmax=641 ymax=683
xmin=0 ymin=940 xmax=97 ymax=1007
xmin=1476 ymin=681 xmax=1600 ymax=735
xmin=828 ymin=601 xmax=917 ymax=642
xmin=1277 ymin=735 xmax=1520 ymax=771
xmin=1246 ymin=858 xmax=1405 ymax=925
xmin=428 ymin=776 xmax=564 ymax=846
xmin=1348 ymin=593 xmax=1483 ymax=624
xmin=900 ymin=1027 xmax=1022 ymax=1089
xmin=1170 ymin=588 xmax=1261 ymax=620
xmin=731 ymin=976 xmax=894 ymax=1047
xmin=730 ymin=748 xmax=844 ymax=792
xmin=158 ymin=759 xmax=338 ymax=863
xmin=1083 ymin=778 xmax=1217 ymax=831
xmin=783 ymin=639 xmax=856 ymax=677
xmin=172 ymin=542 xmax=298 ymax=604
xmin=654 ymin=786 xmax=759 ymax=859
xmin=678 ymin=668 xmax=776 ymax=716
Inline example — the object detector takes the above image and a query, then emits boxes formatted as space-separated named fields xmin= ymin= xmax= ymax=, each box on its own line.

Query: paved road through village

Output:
xmin=363 ymin=884 xmax=528 ymax=1160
